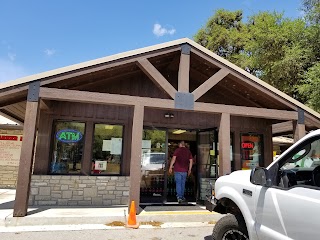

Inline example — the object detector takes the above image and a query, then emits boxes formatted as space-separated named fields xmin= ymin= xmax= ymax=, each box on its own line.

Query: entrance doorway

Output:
xmin=139 ymin=128 xmax=221 ymax=204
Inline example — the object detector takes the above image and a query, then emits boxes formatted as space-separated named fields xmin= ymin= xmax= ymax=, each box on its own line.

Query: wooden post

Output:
xmin=293 ymin=121 xmax=306 ymax=142
xmin=13 ymin=81 xmax=40 ymax=217
xmin=233 ymin=129 xmax=241 ymax=171
xmin=218 ymin=113 xmax=231 ymax=176
xmin=293 ymin=108 xmax=305 ymax=142
xmin=82 ymin=121 xmax=94 ymax=175
xmin=178 ymin=44 xmax=191 ymax=93
xmin=129 ymin=105 xmax=144 ymax=213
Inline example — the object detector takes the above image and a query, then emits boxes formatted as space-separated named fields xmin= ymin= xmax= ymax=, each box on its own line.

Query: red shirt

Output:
xmin=173 ymin=147 xmax=193 ymax=172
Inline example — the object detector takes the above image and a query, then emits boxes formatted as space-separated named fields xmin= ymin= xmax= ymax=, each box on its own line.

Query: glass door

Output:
xmin=140 ymin=128 xmax=167 ymax=203
xmin=197 ymin=129 xmax=218 ymax=202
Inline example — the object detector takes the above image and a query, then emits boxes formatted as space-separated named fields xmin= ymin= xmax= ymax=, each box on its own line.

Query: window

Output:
xmin=92 ymin=124 xmax=123 ymax=175
xmin=278 ymin=137 xmax=320 ymax=188
xmin=241 ymin=133 xmax=263 ymax=170
xmin=51 ymin=121 xmax=85 ymax=174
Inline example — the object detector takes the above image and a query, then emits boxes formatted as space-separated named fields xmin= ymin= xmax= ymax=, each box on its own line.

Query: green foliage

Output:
xmin=245 ymin=12 xmax=311 ymax=97
xmin=194 ymin=9 xmax=249 ymax=68
xmin=194 ymin=6 xmax=319 ymax=108
xmin=298 ymin=63 xmax=320 ymax=111
xmin=302 ymin=0 xmax=320 ymax=23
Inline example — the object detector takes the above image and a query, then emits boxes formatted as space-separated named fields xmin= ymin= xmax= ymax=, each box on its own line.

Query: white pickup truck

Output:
xmin=206 ymin=129 xmax=320 ymax=240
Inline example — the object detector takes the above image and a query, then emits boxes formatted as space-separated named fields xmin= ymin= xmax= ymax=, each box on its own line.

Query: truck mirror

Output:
xmin=250 ymin=167 xmax=271 ymax=187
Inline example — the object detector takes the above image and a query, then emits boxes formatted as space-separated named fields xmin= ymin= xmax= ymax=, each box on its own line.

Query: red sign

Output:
xmin=0 ymin=135 xmax=19 ymax=141
xmin=241 ymin=142 xmax=254 ymax=150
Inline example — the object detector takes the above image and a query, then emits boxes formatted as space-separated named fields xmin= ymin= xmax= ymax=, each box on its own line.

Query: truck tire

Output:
xmin=212 ymin=214 xmax=249 ymax=240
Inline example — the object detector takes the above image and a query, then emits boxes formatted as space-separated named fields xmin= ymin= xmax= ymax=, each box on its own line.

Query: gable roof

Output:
xmin=0 ymin=38 xmax=319 ymax=123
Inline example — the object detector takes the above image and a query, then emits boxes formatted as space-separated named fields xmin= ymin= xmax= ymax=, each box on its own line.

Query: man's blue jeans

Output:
xmin=174 ymin=172 xmax=187 ymax=200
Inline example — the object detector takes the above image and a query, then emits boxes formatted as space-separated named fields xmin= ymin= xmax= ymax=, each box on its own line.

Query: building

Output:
xmin=0 ymin=38 xmax=319 ymax=217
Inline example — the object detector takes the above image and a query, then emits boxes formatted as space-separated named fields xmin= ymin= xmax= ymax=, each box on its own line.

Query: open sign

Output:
xmin=242 ymin=141 xmax=254 ymax=150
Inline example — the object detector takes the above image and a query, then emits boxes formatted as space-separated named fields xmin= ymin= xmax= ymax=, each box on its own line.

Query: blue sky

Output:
xmin=0 ymin=0 xmax=303 ymax=83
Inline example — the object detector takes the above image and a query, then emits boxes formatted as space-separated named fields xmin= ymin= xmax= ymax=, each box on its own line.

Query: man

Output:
xmin=169 ymin=141 xmax=193 ymax=203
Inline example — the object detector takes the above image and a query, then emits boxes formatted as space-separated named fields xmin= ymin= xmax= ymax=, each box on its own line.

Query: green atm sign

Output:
xmin=56 ymin=129 xmax=83 ymax=143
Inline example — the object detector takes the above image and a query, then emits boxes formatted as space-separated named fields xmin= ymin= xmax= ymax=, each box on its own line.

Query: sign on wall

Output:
xmin=56 ymin=129 xmax=83 ymax=143
xmin=0 ymin=134 xmax=23 ymax=166
xmin=241 ymin=134 xmax=263 ymax=170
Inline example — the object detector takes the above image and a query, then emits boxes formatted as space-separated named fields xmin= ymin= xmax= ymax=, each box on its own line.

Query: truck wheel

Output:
xmin=212 ymin=214 xmax=249 ymax=240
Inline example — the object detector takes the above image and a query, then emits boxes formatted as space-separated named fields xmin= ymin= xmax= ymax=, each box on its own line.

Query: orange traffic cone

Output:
xmin=126 ymin=200 xmax=139 ymax=229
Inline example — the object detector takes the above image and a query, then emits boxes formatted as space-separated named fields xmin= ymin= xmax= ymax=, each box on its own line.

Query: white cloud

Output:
xmin=0 ymin=58 xmax=28 ymax=83
xmin=153 ymin=23 xmax=176 ymax=37
xmin=44 ymin=49 xmax=56 ymax=57
xmin=8 ymin=52 xmax=16 ymax=61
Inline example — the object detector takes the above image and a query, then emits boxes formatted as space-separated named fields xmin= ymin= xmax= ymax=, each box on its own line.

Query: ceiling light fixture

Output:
xmin=172 ymin=129 xmax=186 ymax=134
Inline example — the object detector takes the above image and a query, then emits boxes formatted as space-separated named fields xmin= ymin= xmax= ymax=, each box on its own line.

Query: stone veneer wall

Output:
xmin=0 ymin=165 xmax=19 ymax=188
xmin=200 ymin=178 xmax=216 ymax=201
xmin=29 ymin=175 xmax=130 ymax=206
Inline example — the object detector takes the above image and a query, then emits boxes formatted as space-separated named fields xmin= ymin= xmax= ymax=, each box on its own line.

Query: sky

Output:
xmin=0 ymin=0 xmax=303 ymax=84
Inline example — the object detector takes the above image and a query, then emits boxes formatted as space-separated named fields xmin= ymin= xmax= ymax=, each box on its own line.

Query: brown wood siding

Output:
xmin=34 ymin=111 xmax=53 ymax=174
xmin=231 ymin=116 xmax=273 ymax=168
xmin=34 ymin=101 xmax=273 ymax=176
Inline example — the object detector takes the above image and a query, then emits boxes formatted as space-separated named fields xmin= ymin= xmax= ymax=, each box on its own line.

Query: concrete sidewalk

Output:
xmin=0 ymin=189 xmax=221 ymax=230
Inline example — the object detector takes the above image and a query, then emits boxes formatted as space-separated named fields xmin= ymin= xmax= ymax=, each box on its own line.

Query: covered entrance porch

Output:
xmin=0 ymin=38 xmax=318 ymax=217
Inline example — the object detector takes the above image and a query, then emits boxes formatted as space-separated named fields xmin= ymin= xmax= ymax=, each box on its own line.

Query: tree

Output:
xmin=245 ymin=12 xmax=311 ymax=98
xmin=194 ymin=9 xmax=249 ymax=68
xmin=302 ymin=0 xmax=320 ymax=23
xmin=299 ymin=63 xmax=320 ymax=111
xmin=194 ymin=10 xmax=312 ymax=99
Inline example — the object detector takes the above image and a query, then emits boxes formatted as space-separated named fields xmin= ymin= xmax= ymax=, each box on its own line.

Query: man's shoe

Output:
xmin=177 ymin=198 xmax=183 ymax=204
xmin=181 ymin=198 xmax=188 ymax=204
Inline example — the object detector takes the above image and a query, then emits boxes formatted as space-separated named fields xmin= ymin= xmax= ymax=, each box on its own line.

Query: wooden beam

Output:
xmin=194 ymin=102 xmax=298 ymax=121
xmin=13 ymin=101 xmax=39 ymax=216
xmin=190 ymin=48 xmax=296 ymax=110
xmin=192 ymin=68 xmax=230 ymax=101
xmin=136 ymin=59 xmax=177 ymax=99
xmin=39 ymin=87 xmax=298 ymax=120
xmin=219 ymin=113 xmax=231 ymax=176
xmin=178 ymin=47 xmax=190 ymax=92
xmin=0 ymin=95 xmax=27 ymax=108
xmin=272 ymin=121 xmax=293 ymax=135
xmin=129 ymin=105 xmax=144 ymax=213
xmin=39 ymin=87 xmax=175 ymax=109
xmin=190 ymin=68 xmax=263 ymax=108
xmin=39 ymin=99 xmax=52 ymax=111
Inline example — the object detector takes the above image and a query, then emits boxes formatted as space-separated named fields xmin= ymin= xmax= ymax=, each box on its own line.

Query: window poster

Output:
xmin=95 ymin=160 xmax=107 ymax=170
xmin=241 ymin=134 xmax=263 ymax=170
xmin=102 ymin=140 xmax=112 ymax=151
xmin=111 ymin=138 xmax=122 ymax=155
xmin=142 ymin=140 xmax=151 ymax=149
xmin=0 ymin=134 xmax=23 ymax=166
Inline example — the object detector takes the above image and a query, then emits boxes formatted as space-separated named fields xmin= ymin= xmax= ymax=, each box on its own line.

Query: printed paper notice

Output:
xmin=102 ymin=140 xmax=112 ymax=151
xmin=0 ymin=134 xmax=23 ymax=166
xmin=111 ymin=138 xmax=122 ymax=155
xmin=95 ymin=161 xmax=107 ymax=170
xmin=142 ymin=140 xmax=151 ymax=149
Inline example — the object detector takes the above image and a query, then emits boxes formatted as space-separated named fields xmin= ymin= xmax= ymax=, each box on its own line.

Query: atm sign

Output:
xmin=56 ymin=129 xmax=83 ymax=143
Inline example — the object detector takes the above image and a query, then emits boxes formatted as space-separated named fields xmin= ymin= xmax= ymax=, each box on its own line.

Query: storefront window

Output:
xmin=240 ymin=133 xmax=263 ymax=170
xmin=50 ymin=121 xmax=85 ymax=174
xmin=92 ymin=124 xmax=123 ymax=175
